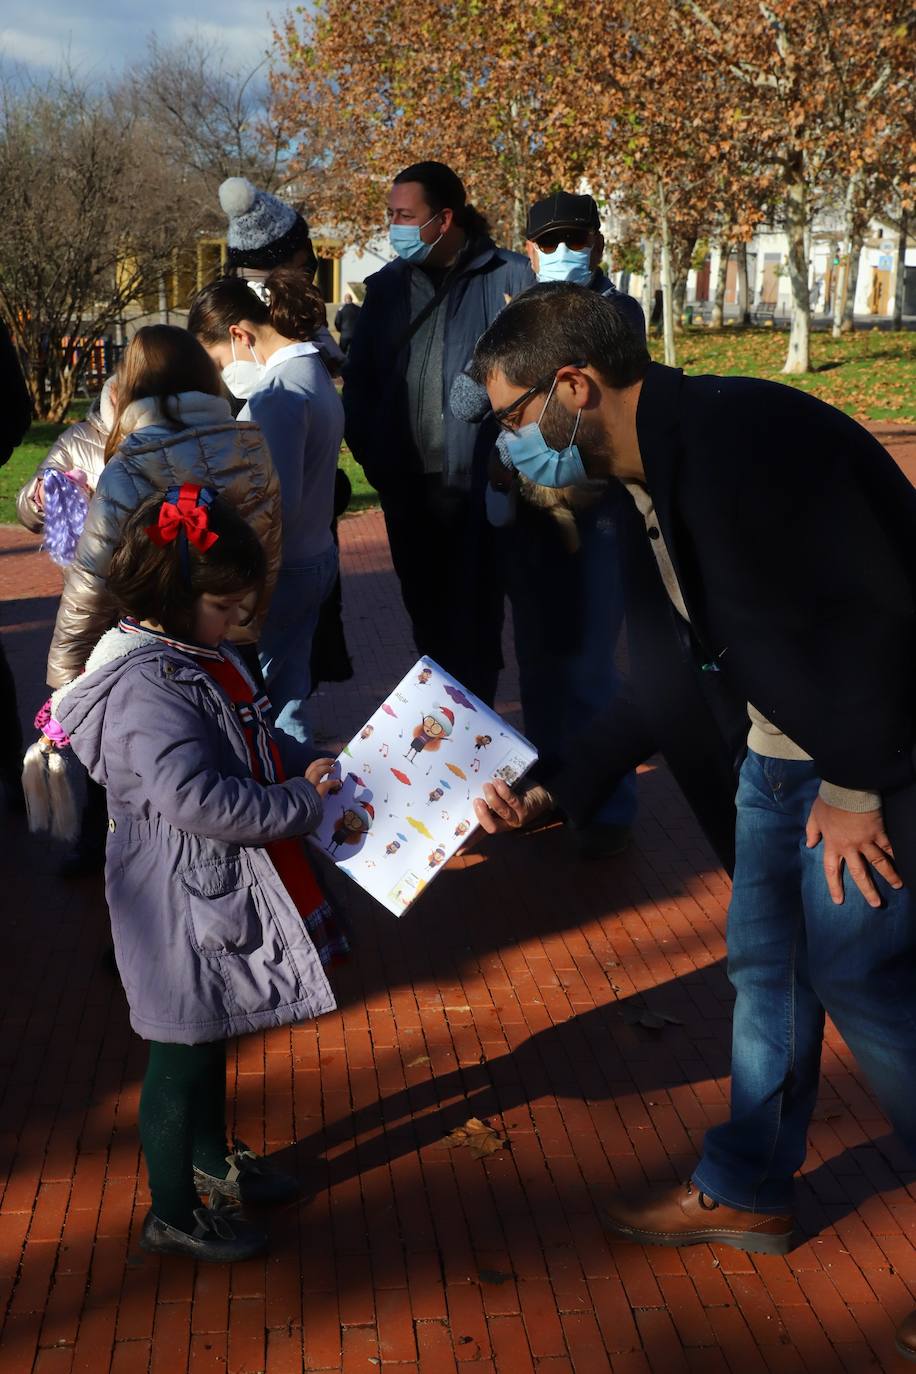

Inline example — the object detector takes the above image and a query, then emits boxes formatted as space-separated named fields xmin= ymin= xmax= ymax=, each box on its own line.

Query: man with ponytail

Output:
xmin=343 ymin=160 xmax=535 ymax=705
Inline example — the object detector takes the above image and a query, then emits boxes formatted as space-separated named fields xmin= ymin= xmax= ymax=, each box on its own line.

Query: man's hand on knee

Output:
xmin=806 ymin=797 xmax=902 ymax=908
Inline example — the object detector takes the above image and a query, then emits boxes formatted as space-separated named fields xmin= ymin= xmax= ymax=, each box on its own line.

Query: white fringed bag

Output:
xmin=21 ymin=740 xmax=86 ymax=843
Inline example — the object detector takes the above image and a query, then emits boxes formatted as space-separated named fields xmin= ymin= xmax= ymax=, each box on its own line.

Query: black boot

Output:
xmin=140 ymin=1198 xmax=267 ymax=1262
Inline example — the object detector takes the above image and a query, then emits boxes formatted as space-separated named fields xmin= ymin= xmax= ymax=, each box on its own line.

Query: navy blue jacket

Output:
xmin=591 ymin=270 xmax=647 ymax=338
xmin=343 ymin=238 xmax=535 ymax=493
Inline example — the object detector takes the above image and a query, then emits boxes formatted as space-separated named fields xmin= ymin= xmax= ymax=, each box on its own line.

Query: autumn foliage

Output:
xmin=271 ymin=0 xmax=914 ymax=372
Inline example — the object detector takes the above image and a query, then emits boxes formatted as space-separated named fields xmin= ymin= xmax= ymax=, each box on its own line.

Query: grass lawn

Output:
xmin=2 ymin=328 xmax=913 ymax=524
xmin=658 ymin=327 xmax=916 ymax=422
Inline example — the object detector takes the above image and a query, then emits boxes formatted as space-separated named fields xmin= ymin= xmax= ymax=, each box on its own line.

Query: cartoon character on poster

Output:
xmin=417 ymin=667 xmax=432 ymax=685
xmin=360 ymin=724 xmax=374 ymax=740
xmin=428 ymin=846 xmax=446 ymax=868
xmin=327 ymin=799 xmax=374 ymax=855
xmin=474 ymin=735 xmax=492 ymax=751
xmin=404 ymin=705 xmax=454 ymax=764
xmin=428 ymin=786 xmax=444 ymax=804
xmin=385 ymin=839 xmax=401 ymax=856
xmin=454 ymin=818 xmax=470 ymax=838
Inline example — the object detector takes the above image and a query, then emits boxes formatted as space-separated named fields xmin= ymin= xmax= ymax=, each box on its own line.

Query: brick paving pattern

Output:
xmin=1 ymin=423 xmax=916 ymax=1373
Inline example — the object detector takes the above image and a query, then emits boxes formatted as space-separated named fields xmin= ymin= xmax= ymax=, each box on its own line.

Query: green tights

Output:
xmin=138 ymin=1040 xmax=231 ymax=1231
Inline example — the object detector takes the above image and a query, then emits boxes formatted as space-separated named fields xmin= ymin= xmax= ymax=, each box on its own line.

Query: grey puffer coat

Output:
xmin=53 ymin=626 xmax=336 ymax=1044
xmin=46 ymin=392 xmax=281 ymax=689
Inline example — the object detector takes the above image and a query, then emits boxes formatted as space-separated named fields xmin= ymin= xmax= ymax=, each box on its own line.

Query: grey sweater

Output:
xmin=405 ymin=268 xmax=448 ymax=474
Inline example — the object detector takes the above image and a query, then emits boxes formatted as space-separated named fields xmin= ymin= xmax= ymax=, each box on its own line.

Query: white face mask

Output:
xmin=221 ymin=337 xmax=265 ymax=400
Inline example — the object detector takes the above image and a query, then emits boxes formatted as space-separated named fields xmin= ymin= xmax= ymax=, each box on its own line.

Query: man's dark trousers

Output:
xmin=380 ymin=474 xmax=505 ymax=705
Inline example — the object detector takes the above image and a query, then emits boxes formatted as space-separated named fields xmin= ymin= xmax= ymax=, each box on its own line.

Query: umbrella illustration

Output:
xmin=391 ymin=768 xmax=411 ymax=785
xmin=446 ymin=763 xmax=468 ymax=781
xmin=382 ymin=703 xmax=398 ymax=717
xmin=341 ymin=745 xmax=352 ymax=757
xmin=407 ymin=816 xmax=434 ymax=840
xmin=438 ymin=778 xmax=452 ymax=789
xmin=396 ymin=832 xmax=408 ymax=843
xmin=444 ymin=684 xmax=476 ymax=710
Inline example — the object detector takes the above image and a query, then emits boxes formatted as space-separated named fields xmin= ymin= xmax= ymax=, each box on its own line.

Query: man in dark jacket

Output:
xmin=469 ymin=284 xmax=916 ymax=1349
xmin=509 ymin=192 xmax=646 ymax=858
xmin=0 ymin=320 xmax=32 ymax=808
xmin=343 ymin=160 xmax=535 ymax=703
xmin=525 ymin=190 xmax=646 ymax=335
xmin=333 ymin=294 xmax=361 ymax=354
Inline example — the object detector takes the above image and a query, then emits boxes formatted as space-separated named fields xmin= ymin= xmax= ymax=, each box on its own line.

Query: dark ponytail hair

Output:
xmin=393 ymin=160 xmax=490 ymax=240
xmin=108 ymin=490 xmax=267 ymax=641
xmin=187 ymin=267 xmax=327 ymax=346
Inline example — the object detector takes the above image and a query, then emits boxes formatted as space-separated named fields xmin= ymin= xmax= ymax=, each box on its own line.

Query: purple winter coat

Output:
xmin=53 ymin=626 xmax=336 ymax=1044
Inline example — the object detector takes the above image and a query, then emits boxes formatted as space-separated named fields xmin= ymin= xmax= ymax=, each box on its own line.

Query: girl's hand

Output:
xmin=305 ymin=757 xmax=342 ymax=797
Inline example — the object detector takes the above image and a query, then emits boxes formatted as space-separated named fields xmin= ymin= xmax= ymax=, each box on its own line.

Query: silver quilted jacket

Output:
xmin=16 ymin=379 xmax=115 ymax=532
xmin=46 ymin=393 xmax=281 ymax=688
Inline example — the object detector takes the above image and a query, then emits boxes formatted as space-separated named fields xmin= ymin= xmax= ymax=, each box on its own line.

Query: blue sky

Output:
xmin=0 ymin=0 xmax=277 ymax=77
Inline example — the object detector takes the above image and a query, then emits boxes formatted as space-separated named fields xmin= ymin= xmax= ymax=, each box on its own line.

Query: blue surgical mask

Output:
xmin=500 ymin=378 xmax=587 ymax=487
xmin=389 ymin=212 xmax=443 ymax=264
xmin=536 ymin=243 xmax=594 ymax=285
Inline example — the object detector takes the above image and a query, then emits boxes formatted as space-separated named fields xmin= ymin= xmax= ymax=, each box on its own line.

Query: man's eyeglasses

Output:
xmin=490 ymin=361 xmax=588 ymax=432
xmin=534 ymin=229 xmax=593 ymax=254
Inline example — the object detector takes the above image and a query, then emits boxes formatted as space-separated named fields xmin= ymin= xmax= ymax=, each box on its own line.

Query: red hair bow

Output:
xmin=146 ymin=483 xmax=219 ymax=552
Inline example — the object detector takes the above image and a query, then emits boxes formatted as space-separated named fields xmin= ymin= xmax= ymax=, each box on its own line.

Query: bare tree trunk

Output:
xmin=674 ymin=270 xmax=689 ymax=325
xmin=506 ymin=103 xmax=528 ymax=251
xmin=736 ymin=242 xmax=750 ymax=326
xmin=893 ymin=213 xmax=908 ymax=329
xmin=641 ymin=237 xmax=655 ymax=339
xmin=672 ymin=234 xmax=694 ymax=326
xmin=832 ymin=174 xmax=860 ymax=339
xmin=709 ymin=241 xmax=728 ymax=328
xmin=658 ymin=182 xmax=677 ymax=367
xmin=842 ymin=231 xmax=863 ymax=333
xmin=832 ymin=251 xmax=849 ymax=338
xmin=782 ymin=165 xmax=810 ymax=373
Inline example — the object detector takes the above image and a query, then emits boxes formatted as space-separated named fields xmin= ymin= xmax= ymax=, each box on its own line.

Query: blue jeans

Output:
xmin=258 ymin=545 xmax=339 ymax=764
xmin=693 ymin=750 xmax=916 ymax=1213
xmin=510 ymin=494 xmax=637 ymax=828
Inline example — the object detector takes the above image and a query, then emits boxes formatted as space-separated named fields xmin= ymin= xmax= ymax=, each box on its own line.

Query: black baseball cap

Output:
xmin=526 ymin=192 xmax=601 ymax=241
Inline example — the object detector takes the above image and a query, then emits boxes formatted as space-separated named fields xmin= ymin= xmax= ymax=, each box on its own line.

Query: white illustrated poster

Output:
xmin=308 ymin=657 xmax=538 ymax=916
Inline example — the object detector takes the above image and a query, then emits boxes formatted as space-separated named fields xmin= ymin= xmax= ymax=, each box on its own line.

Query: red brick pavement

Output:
xmin=2 ymin=426 xmax=916 ymax=1374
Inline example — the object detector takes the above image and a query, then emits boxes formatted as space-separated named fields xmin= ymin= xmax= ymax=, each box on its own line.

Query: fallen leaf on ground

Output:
xmin=620 ymin=1004 xmax=684 ymax=1031
xmin=445 ymin=1116 xmax=507 ymax=1158
xmin=477 ymin=1268 xmax=513 ymax=1285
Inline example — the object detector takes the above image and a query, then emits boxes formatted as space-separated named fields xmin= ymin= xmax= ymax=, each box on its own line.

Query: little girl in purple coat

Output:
xmin=54 ymin=486 xmax=343 ymax=1263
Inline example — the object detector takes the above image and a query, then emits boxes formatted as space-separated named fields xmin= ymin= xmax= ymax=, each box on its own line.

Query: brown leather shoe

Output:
xmin=606 ymin=1181 xmax=797 ymax=1256
xmin=896 ymin=1308 xmax=916 ymax=1361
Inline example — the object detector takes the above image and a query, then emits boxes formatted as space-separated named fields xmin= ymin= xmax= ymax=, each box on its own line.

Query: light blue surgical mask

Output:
xmin=389 ymin=212 xmax=443 ymax=264
xmin=536 ymin=242 xmax=594 ymax=285
xmin=500 ymin=377 xmax=587 ymax=487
